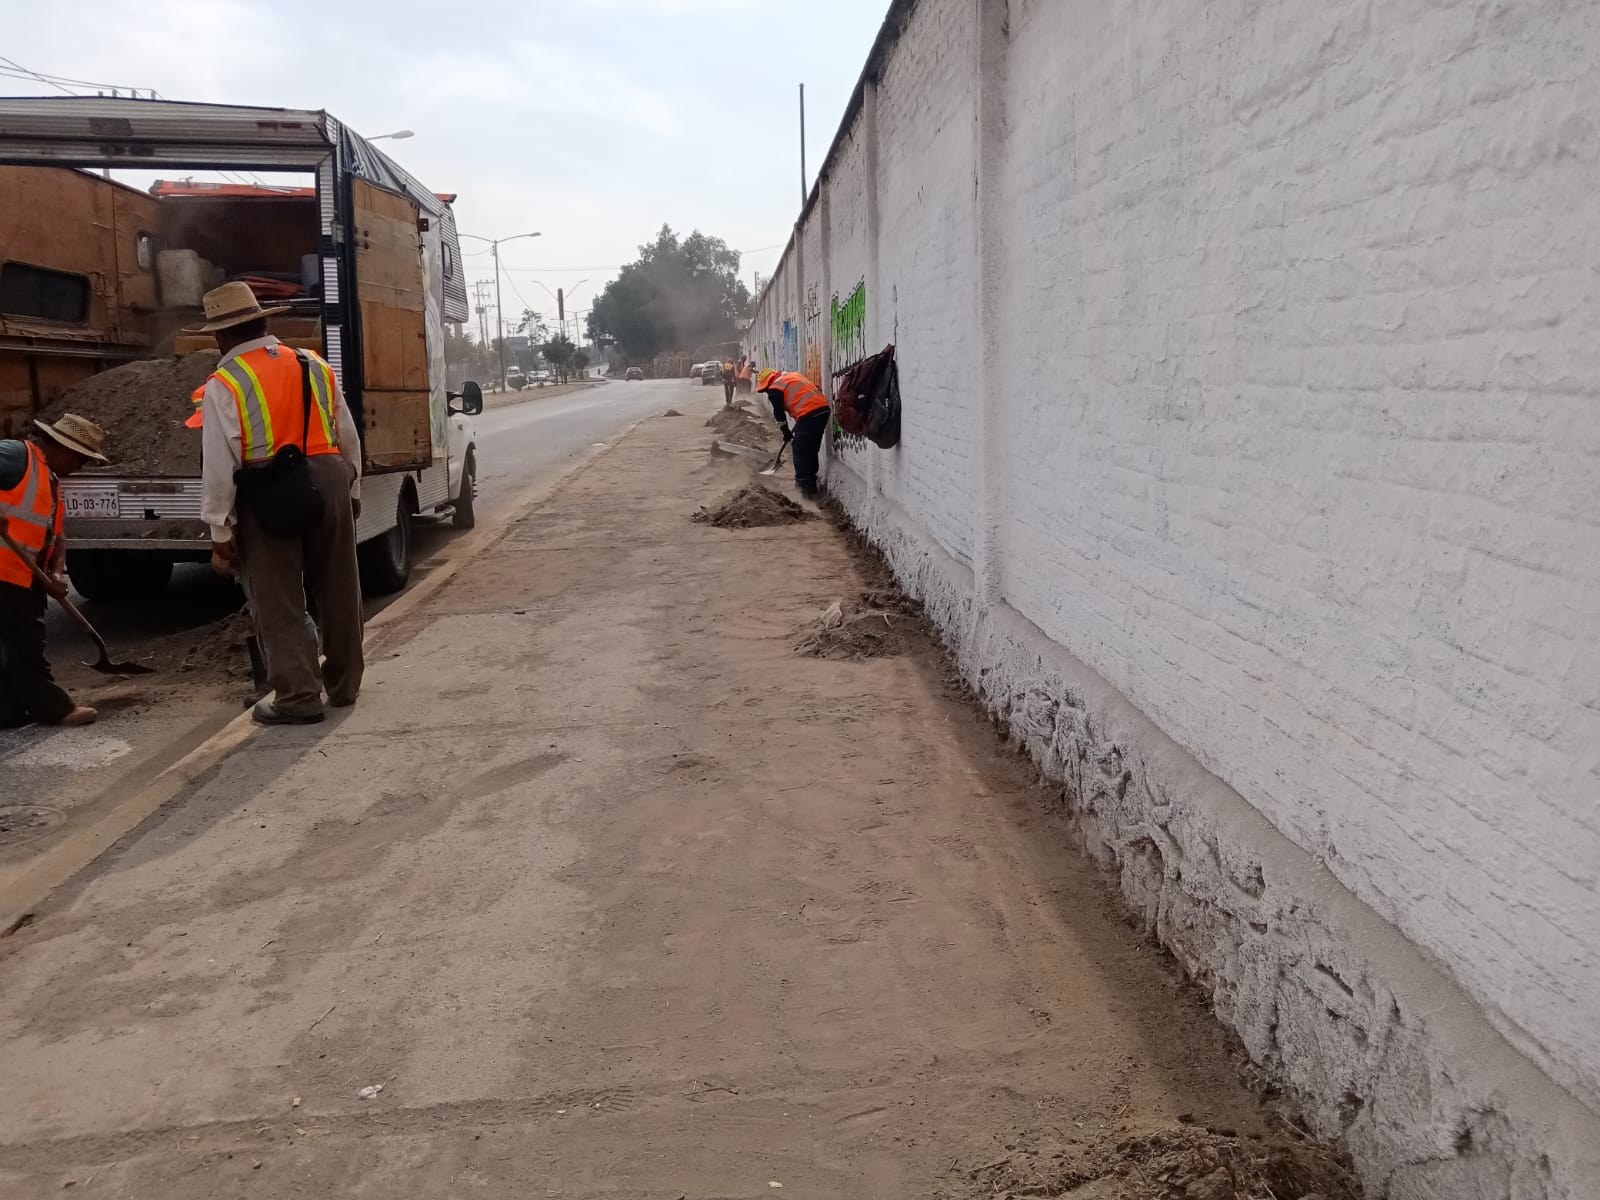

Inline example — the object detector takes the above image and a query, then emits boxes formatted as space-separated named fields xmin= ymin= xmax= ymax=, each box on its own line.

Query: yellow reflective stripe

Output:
xmin=230 ymin=356 xmax=276 ymax=461
xmin=307 ymin=356 xmax=337 ymax=448
xmin=213 ymin=369 xmax=258 ymax=460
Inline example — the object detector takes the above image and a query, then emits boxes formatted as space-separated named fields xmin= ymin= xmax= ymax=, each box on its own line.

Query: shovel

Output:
xmin=0 ymin=528 xmax=156 ymax=676
xmin=759 ymin=440 xmax=789 ymax=477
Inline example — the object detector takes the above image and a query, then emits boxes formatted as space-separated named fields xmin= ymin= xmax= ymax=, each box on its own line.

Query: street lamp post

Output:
xmin=368 ymin=130 xmax=415 ymax=141
xmin=460 ymin=231 xmax=542 ymax=387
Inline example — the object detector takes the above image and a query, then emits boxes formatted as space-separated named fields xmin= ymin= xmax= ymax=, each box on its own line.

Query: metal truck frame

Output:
xmin=0 ymin=97 xmax=481 ymax=597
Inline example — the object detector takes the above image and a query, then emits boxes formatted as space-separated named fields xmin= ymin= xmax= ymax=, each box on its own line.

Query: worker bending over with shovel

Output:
xmin=0 ymin=415 xmax=108 ymax=728
xmin=194 ymin=282 xmax=365 ymax=726
xmin=757 ymin=368 xmax=830 ymax=500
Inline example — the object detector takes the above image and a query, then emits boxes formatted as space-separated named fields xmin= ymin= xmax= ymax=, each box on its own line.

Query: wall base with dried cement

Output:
xmin=827 ymin=464 xmax=1598 ymax=1199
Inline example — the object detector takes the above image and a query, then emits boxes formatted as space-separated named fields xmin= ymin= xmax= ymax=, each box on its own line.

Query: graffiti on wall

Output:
xmin=831 ymin=280 xmax=867 ymax=372
xmin=780 ymin=319 xmax=800 ymax=372
xmin=803 ymin=284 xmax=824 ymax=385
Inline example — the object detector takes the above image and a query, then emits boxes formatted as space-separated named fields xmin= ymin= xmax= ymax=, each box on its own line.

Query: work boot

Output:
xmin=60 ymin=705 xmax=98 ymax=727
xmin=252 ymin=700 xmax=324 ymax=726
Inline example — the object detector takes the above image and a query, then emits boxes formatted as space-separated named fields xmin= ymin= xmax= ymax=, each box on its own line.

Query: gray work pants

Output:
xmin=235 ymin=453 xmax=364 ymax=716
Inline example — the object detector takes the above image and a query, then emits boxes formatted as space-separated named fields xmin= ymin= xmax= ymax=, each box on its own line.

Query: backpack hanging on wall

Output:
xmin=833 ymin=343 xmax=901 ymax=450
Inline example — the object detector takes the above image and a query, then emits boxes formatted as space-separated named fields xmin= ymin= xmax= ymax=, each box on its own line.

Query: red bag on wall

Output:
xmin=833 ymin=343 xmax=900 ymax=449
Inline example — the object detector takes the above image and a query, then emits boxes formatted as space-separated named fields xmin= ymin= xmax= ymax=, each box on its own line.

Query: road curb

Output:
xmin=0 ymin=413 xmax=658 ymax=939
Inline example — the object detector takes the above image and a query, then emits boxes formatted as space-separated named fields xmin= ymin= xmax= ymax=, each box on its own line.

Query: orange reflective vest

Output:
xmin=721 ymin=360 xmax=735 ymax=379
xmin=200 ymin=343 xmax=342 ymax=461
xmin=0 ymin=441 xmax=63 ymax=589
xmin=765 ymin=371 xmax=829 ymax=420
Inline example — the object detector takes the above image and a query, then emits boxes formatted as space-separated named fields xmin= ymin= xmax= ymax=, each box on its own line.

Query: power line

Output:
xmin=0 ymin=56 xmax=153 ymax=95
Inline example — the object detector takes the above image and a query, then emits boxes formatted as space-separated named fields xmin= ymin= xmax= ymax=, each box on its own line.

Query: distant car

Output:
xmin=625 ymin=366 xmax=644 ymax=381
xmin=687 ymin=361 xmax=707 ymax=378
xmin=529 ymin=370 xmax=552 ymax=385
xmin=700 ymin=362 xmax=722 ymax=385
xmin=505 ymin=367 xmax=526 ymax=391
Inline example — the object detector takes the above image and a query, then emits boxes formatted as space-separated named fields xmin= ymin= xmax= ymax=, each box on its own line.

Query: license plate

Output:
xmin=64 ymin=488 xmax=121 ymax=519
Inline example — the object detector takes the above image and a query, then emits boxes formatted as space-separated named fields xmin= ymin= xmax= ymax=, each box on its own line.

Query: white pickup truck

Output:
xmin=0 ymin=98 xmax=484 ymax=601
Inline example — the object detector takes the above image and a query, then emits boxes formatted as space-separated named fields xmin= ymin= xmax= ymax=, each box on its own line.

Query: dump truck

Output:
xmin=0 ymin=97 xmax=483 ymax=601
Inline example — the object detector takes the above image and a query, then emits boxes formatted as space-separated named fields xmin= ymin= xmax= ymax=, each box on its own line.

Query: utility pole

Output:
xmin=799 ymin=83 xmax=807 ymax=206
xmin=460 ymin=231 xmax=542 ymax=387
xmin=471 ymin=280 xmax=493 ymax=351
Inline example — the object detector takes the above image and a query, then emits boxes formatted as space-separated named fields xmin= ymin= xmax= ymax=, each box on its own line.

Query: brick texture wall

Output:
xmin=752 ymin=0 xmax=1600 ymax=1186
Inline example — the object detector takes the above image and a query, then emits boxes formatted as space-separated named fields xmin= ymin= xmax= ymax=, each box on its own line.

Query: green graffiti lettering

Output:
xmin=830 ymin=281 xmax=867 ymax=366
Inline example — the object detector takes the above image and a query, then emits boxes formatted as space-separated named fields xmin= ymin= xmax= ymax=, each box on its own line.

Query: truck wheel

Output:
xmin=358 ymin=488 xmax=416 ymax=595
xmin=67 ymin=549 xmax=173 ymax=604
xmin=452 ymin=451 xmax=477 ymax=531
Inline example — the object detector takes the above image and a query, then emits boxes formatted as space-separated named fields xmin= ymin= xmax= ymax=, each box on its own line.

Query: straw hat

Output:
xmin=34 ymin=414 xmax=109 ymax=463
xmin=184 ymin=281 xmax=290 ymax=333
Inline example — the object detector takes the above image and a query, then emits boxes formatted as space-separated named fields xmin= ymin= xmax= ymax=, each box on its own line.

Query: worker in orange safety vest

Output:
xmin=756 ymin=368 xmax=831 ymax=499
xmin=0 ymin=414 xmax=108 ymax=728
xmin=191 ymin=282 xmax=365 ymax=727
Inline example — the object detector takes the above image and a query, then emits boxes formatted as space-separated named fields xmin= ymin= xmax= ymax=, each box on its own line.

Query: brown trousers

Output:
xmin=236 ymin=453 xmax=364 ymax=715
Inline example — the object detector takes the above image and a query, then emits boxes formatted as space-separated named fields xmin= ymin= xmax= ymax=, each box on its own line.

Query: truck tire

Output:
xmin=67 ymin=549 xmax=174 ymax=605
xmin=452 ymin=451 xmax=477 ymax=531
xmin=358 ymin=488 xmax=416 ymax=595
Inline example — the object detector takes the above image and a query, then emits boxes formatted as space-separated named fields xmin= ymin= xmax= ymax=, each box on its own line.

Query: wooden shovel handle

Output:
xmin=0 ymin=527 xmax=102 ymax=642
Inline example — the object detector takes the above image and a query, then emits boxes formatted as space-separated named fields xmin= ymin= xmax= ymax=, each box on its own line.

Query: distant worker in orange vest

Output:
xmin=756 ymin=368 xmax=830 ymax=499
xmin=193 ymin=282 xmax=365 ymax=726
xmin=720 ymin=357 xmax=737 ymax=407
xmin=0 ymin=414 xmax=108 ymax=728
xmin=735 ymin=355 xmax=753 ymax=394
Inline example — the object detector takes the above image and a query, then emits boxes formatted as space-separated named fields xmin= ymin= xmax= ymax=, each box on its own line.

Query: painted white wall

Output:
xmin=755 ymin=0 xmax=1600 ymax=1138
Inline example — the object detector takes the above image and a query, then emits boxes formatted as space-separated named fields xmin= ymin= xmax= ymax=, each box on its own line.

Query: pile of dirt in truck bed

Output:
xmin=692 ymin=484 xmax=814 ymax=529
xmin=41 ymin=351 xmax=219 ymax=474
xmin=958 ymin=1120 xmax=1362 ymax=1200
xmin=795 ymin=588 xmax=922 ymax=660
xmin=705 ymin=401 xmax=777 ymax=449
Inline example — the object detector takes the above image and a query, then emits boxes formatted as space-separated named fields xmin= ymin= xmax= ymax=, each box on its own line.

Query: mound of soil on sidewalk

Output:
xmin=794 ymin=588 xmax=922 ymax=660
xmin=693 ymin=484 xmax=814 ymax=529
xmin=41 ymin=351 xmax=219 ymax=474
xmin=705 ymin=402 xmax=777 ymax=449
xmin=961 ymin=1121 xmax=1361 ymax=1200
xmin=663 ymin=408 xmax=684 ymax=416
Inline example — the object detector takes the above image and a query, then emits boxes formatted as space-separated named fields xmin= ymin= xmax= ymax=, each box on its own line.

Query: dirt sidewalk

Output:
xmin=0 ymin=392 xmax=1353 ymax=1197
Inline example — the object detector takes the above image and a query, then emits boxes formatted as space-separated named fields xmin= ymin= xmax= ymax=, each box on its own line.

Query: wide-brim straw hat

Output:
xmin=34 ymin=414 xmax=109 ymax=463
xmin=184 ymin=280 xmax=291 ymax=333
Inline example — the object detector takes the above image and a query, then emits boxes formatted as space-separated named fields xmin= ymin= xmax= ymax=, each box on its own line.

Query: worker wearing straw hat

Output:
xmin=0 ymin=414 xmax=108 ymax=728
xmin=191 ymin=282 xmax=365 ymax=726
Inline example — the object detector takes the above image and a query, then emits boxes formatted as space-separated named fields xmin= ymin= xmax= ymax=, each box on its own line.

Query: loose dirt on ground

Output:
xmin=0 ymin=401 xmax=1364 ymax=1198
xmin=704 ymin=399 xmax=777 ymax=449
xmin=662 ymin=408 xmax=684 ymax=416
xmin=41 ymin=351 xmax=218 ymax=474
xmin=692 ymin=482 xmax=813 ymax=528
xmin=957 ymin=1120 xmax=1361 ymax=1200
xmin=794 ymin=587 xmax=923 ymax=659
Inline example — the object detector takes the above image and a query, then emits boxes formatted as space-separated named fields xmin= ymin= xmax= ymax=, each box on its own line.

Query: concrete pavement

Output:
xmin=0 ymin=382 xmax=1347 ymax=1197
xmin=0 ymin=381 xmax=678 ymax=871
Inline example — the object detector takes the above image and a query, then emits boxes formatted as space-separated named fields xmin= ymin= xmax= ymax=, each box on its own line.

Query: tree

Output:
xmin=443 ymin=322 xmax=496 ymax=386
xmin=587 ymin=225 xmax=751 ymax=362
xmin=518 ymin=309 xmax=548 ymax=342
xmin=571 ymin=348 xmax=591 ymax=378
xmin=541 ymin=334 xmax=577 ymax=384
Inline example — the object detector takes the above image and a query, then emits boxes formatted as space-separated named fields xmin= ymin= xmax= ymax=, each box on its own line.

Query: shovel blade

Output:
xmin=84 ymin=658 xmax=156 ymax=676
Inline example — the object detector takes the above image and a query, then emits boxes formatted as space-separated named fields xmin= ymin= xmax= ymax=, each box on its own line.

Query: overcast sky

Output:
xmin=2 ymin=0 xmax=890 ymax=329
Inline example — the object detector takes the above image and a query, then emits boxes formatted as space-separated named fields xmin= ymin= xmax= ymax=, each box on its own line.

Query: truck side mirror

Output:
xmin=459 ymin=381 xmax=484 ymax=415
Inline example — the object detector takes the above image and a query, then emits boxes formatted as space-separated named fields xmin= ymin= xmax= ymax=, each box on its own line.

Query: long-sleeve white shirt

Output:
xmin=200 ymin=335 xmax=362 ymax=542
